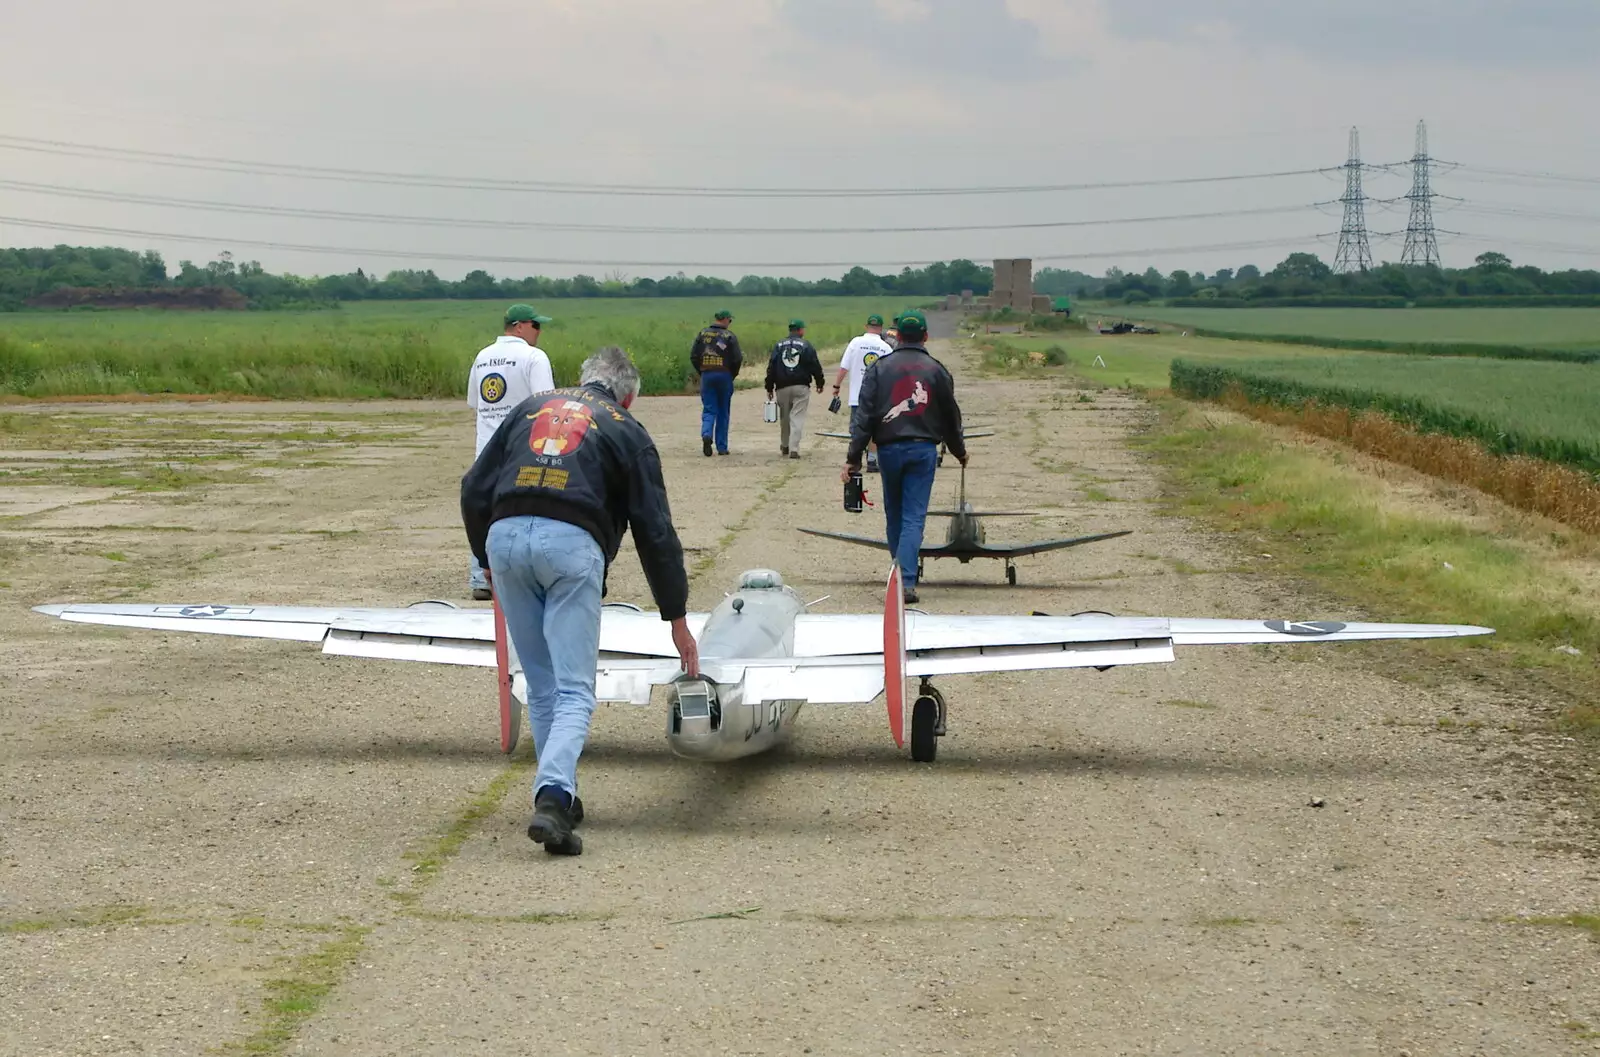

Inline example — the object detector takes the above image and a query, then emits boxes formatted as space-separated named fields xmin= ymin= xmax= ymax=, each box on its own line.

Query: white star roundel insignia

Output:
xmin=1264 ymin=620 xmax=1347 ymax=636
xmin=155 ymin=605 xmax=252 ymax=617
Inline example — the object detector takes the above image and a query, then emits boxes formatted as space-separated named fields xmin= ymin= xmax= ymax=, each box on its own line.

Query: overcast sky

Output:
xmin=2 ymin=0 xmax=1596 ymax=280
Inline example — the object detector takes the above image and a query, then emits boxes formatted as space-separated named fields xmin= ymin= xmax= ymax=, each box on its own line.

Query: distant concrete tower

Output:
xmin=991 ymin=258 xmax=1015 ymax=308
xmin=1011 ymin=258 xmax=1033 ymax=310
xmin=990 ymin=258 xmax=1034 ymax=310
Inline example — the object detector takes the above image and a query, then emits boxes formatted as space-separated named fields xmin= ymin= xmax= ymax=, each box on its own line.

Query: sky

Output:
xmin=1 ymin=0 xmax=1596 ymax=281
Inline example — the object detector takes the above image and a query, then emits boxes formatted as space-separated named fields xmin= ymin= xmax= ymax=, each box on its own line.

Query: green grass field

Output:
xmin=0 ymin=298 xmax=897 ymax=399
xmin=976 ymin=331 xmax=1335 ymax=390
xmin=1170 ymin=354 xmax=1600 ymax=472
xmin=1108 ymin=306 xmax=1600 ymax=352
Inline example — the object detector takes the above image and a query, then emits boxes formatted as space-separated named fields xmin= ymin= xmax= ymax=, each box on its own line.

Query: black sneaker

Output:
xmin=702 ymin=436 xmax=713 ymax=457
xmin=527 ymin=788 xmax=582 ymax=855
xmin=904 ymin=587 xmax=919 ymax=605
xmin=780 ymin=446 xmax=789 ymax=456
xmin=788 ymin=451 xmax=801 ymax=460
xmin=471 ymin=588 xmax=492 ymax=601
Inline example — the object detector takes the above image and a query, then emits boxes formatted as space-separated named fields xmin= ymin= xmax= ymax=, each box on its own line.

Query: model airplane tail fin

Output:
xmin=883 ymin=564 xmax=907 ymax=750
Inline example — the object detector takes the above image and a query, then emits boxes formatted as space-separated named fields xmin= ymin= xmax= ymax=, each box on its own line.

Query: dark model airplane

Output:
xmin=1098 ymin=321 xmax=1159 ymax=334
xmin=814 ymin=425 xmax=995 ymax=468
xmin=814 ymin=426 xmax=996 ymax=442
xmin=798 ymin=468 xmax=1132 ymax=585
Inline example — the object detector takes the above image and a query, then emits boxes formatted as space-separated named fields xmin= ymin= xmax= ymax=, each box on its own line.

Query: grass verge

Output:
xmin=1186 ymin=385 xmax=1600 ymax=535
xmin=1135 ymin=398 xmax=1600 ymax=704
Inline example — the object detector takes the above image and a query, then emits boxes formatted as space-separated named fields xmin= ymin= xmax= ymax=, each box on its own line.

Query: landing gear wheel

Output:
xmin=910 ymin=696 xmax=939 ymax=763
xmin=1005 ymin=564 xmax=1017 ymax=586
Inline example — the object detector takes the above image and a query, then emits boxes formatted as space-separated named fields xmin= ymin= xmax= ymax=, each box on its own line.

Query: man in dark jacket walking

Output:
xmin=462 ymin=345 xmax=699 ymax=856
xmin=844 ymin=310 xmax=968 ymax=604
xmin=690 ymin=309 xmax=743 ymax=457
xmin=764 ymin=318 xmax=824 ymax=459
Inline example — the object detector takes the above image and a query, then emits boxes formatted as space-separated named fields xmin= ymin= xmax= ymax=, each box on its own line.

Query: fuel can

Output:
xmin=843 ymin=471 xmax=865 ymax=513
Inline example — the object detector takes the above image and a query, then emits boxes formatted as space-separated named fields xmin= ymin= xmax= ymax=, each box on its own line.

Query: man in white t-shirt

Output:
xmin=466 ymin=303 xmax=555 ymax=598
xmin=831 ymin=312 xmax=894 ymax=471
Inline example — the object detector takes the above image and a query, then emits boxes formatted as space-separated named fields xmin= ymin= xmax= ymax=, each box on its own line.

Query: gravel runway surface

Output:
xmin=4 ymin=339 xmax=1598 ymax=1056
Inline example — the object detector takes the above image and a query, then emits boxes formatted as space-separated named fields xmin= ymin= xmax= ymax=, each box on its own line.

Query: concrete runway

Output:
xmin=4 ymin=336 xmax=1598 ymax=1055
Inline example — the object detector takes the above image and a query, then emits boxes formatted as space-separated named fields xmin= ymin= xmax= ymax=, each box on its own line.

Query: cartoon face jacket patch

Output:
xmin=528 ymin=398 xmax=597 ymax=457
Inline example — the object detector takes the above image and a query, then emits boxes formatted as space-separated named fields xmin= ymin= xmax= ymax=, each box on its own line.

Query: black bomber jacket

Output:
xmin=846 ymin=344 xmax=966 ymax=466
xmin=460 ymin=382 xmax=690 ymax=621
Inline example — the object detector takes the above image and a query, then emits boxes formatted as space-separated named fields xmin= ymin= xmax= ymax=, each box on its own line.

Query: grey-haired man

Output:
xmin=461 ymin=346 xmax=699 ymax=856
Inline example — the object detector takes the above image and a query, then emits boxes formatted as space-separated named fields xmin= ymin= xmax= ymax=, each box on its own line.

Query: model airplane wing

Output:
xmin=971 ymin=529 xmax=1134 ymax=558
xmin=31 ymin=602 xmax=703 ymax=667
xmin=794 ymin=529 xmax=990 ymax=561
xmin=795 ymin=527 xmax=891 ymax=551
xmin=33 ymin=600 xmax=1492 ymax=707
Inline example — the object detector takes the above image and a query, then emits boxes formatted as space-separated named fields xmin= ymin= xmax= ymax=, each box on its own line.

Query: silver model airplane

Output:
xmin=798 ymin=467 xmax=1131 ymax=585
xmin=34 ymin=567 xmax=1491 ymax=763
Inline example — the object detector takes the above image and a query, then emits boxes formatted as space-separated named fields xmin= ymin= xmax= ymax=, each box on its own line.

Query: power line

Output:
xmin=0 ymin=215 xmax=1320 ymax=270
xmin=1449 ymin=233 xmax=1600 ymax=256
xmin=1333 ymin=127 xmax=1374 ymax=273
xmin=1451 ymin=164 xmax=1600 ymax=187
xmin=1400 ymin=120 xmax=1443 ymax=268
xmin=0 ymin=133 xmax=1338 ymax=199
xmin=1456 ymin=203 xmax=1600 ymax=225
xmin=0 ymin=178 xmax=1317 ymax=236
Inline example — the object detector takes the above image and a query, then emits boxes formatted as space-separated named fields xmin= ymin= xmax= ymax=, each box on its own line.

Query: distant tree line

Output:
xmin=5 ymin=245 xmax=1597 ymax=312
xmin=1079 ymin=252 xmax=1600 ymax=306
xmin=0 ymin=247 xmax=997 ymax=311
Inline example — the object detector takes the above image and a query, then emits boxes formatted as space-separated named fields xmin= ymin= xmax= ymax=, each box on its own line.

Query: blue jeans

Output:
xmin=699 ymin=371 xmax=733 ymax=453
xmin=486 ymin=516 xmax=605 ymax=802
xmin=876 ymin=441 xmax=939 ymax=590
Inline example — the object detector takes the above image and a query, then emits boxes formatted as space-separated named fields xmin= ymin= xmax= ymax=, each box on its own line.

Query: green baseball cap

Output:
xmin=896 ymin=308 xmax=928 ymax=334
xmin=505 ymin=303 xmax=551 ymax=326
xmin=788 ymin=318 xmax=805 ymax=330
xmin=714 ymin=309 xmax=733 ymax=321
xmin=866 ymin=313 xmax=883 ymax=326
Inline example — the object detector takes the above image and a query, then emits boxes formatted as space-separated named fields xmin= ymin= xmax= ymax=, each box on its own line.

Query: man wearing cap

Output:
xmin=467 ymin=304 xmax=556 ymax=600
xmin=833 ymin=313 xmax=894 ymax=471
xmin=690 ymin=309 xmax=743 ymax=456
xmin=764 ymin=319 xmax=824 ymax=459
xmin=844 ymin=309 xmax=967 ymax=605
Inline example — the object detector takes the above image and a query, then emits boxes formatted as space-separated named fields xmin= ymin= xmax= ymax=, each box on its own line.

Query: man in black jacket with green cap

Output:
xmin=843 ymin=309 xmax=967 ymax=604
xmin=764 ymin=319 xmax=823 ymax=458
xmin=690 ymin=309 xmax=742 ymax=456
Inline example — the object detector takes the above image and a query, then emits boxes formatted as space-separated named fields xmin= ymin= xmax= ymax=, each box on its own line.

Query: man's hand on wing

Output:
xmin=670 ymin=616 xmax=700 ymax=678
